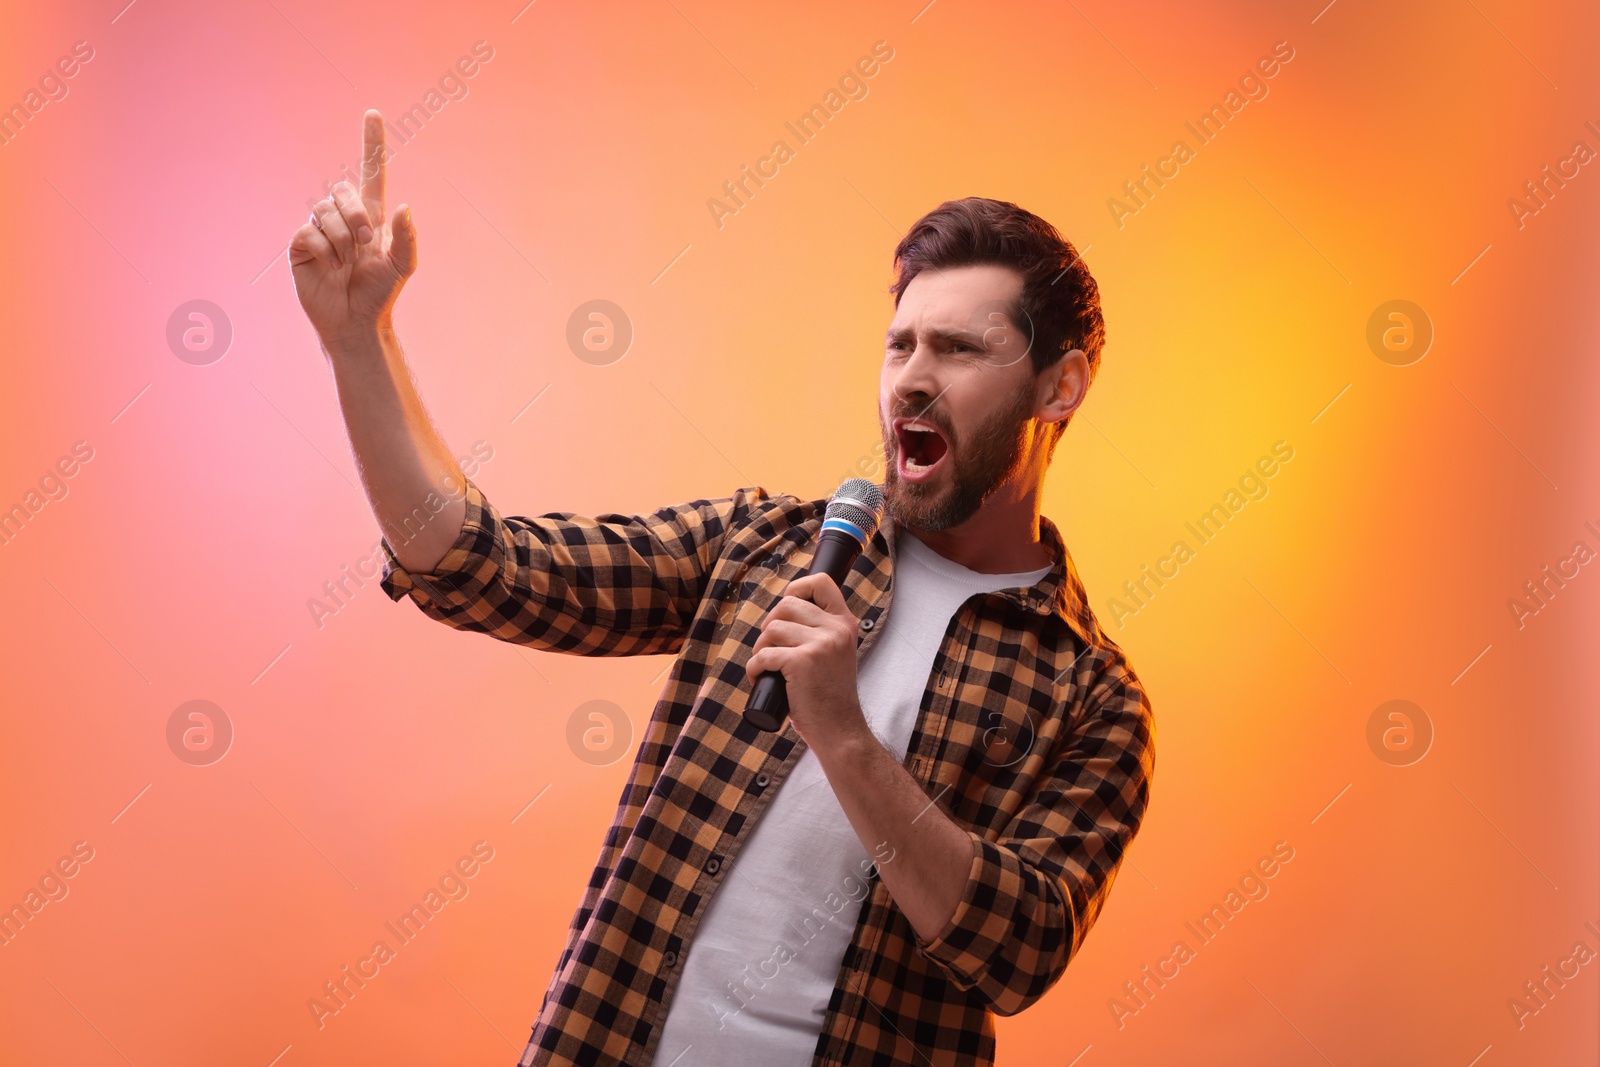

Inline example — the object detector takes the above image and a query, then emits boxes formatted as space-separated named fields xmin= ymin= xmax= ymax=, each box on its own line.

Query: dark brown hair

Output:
xmin=889 ymin=197 xmax=1105 ymax=441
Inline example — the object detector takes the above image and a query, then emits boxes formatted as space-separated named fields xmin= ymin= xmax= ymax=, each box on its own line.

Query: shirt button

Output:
xmin=860 ymin=617 xmax=876 ymax=631
xmin=754 ymin=772 xmax=770 ymax=788
xmin=705 ymin=856 xmax=721 ymax=874
xmin=662 ymin=951 xmax=678 ymax=968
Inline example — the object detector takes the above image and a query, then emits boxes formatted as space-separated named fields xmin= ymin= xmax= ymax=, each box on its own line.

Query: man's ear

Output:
xmin=1036 ymin=348 xmax=1089 ymax=430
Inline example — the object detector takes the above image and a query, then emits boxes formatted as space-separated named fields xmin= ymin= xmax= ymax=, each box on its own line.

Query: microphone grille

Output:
xmin=825 ymin=478 xmax=885 ymax=538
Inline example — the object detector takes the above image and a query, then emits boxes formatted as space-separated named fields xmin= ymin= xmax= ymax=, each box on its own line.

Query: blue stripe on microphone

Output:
xmin=821 ymin=517 xmax=869 ymax=543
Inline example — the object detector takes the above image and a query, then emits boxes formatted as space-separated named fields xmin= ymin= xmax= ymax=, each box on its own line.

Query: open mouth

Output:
xmin=893 ymin=417 xmax=951 ymax=483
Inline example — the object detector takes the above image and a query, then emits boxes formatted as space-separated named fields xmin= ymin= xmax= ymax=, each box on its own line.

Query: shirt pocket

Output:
xmin=691 ymin=552 xmax=811 ymax=726
xmin=933 ymin=651 xmax=1064 ymax=833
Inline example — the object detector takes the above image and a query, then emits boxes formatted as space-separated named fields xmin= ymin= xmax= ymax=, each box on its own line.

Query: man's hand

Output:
xmin=745 ymin=573 xmax=872 ymax=753
xmin=290 ymin=109 xmax=418 ymax=348
xmin=745 ymin=575 xmax=976 ymax=953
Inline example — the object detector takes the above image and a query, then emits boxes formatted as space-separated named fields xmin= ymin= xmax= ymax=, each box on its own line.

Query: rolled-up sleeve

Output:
xmin=910 ymin=651 xmax=1156 ymax=1015
xmin=379 ymin=476 xmax=768 ymax=657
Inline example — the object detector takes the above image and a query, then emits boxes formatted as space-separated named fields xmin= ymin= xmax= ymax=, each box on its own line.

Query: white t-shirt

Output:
xmin=647 ymin=529 xmax=1052 ymax=1066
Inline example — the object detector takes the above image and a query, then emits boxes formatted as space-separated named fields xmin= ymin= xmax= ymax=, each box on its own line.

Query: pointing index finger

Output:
xmin=360 ymin=109 xmax=386 ymax=222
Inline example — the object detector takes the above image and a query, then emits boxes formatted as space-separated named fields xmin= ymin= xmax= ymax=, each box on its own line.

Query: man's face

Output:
xmin=878 ymin=263 xmax=1048 ymax=532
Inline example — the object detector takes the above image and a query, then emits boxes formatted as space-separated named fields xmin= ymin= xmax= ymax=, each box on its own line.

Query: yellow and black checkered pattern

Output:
xmin=380 ymin=477 xmax=1155 ymax=1067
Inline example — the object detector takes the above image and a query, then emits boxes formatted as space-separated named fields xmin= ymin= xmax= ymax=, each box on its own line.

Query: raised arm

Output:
xmin=289 ymin=110 xmax=774 ymax=655
xmin=289 ymin=109 xmax=462 ymax=574
xmin=377 ymin=478 xmax=775 ymax=656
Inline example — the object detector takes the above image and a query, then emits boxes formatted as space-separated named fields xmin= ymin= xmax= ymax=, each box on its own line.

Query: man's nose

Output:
xmin=891 ymin=342 xmax=943 ymax=406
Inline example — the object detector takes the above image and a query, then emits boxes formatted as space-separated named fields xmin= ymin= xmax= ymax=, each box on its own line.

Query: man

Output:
xmin=290 ymin=110 xmax=1154 ymax=1067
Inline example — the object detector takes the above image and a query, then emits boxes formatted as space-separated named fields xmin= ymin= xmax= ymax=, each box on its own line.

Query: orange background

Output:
xmin=1 ymin=1 xmax=1595 ymax=1064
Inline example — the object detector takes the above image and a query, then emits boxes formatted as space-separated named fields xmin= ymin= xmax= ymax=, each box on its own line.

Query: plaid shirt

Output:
xmin=379 ymin=476 xmax=1155 ymax=1067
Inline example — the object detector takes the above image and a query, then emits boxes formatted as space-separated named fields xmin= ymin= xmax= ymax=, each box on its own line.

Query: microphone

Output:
xmin=744 ymin=478 xmax=886 ymax=733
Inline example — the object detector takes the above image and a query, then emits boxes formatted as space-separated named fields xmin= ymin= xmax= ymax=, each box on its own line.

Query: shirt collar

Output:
xmin=876 ymin=510 xmax=1101 ymax=651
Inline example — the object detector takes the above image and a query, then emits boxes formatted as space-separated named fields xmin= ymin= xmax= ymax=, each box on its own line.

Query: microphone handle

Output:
xmin=744 ymin=529 xmax=866 ymax=733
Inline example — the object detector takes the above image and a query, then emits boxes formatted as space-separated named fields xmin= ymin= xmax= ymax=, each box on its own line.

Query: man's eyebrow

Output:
xmin=884 ymin=325 xmax=987 ymax=346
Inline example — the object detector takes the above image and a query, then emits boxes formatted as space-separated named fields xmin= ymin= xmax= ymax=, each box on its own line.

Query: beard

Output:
xmin=880 ymin=380 xmax=1035 ymax=533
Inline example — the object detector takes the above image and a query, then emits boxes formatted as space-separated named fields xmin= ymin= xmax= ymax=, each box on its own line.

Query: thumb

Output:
xmin=809 ymin=573 xmax=849 ymax=617
xmin=389 ymin=203 xmax=418 ymax=277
